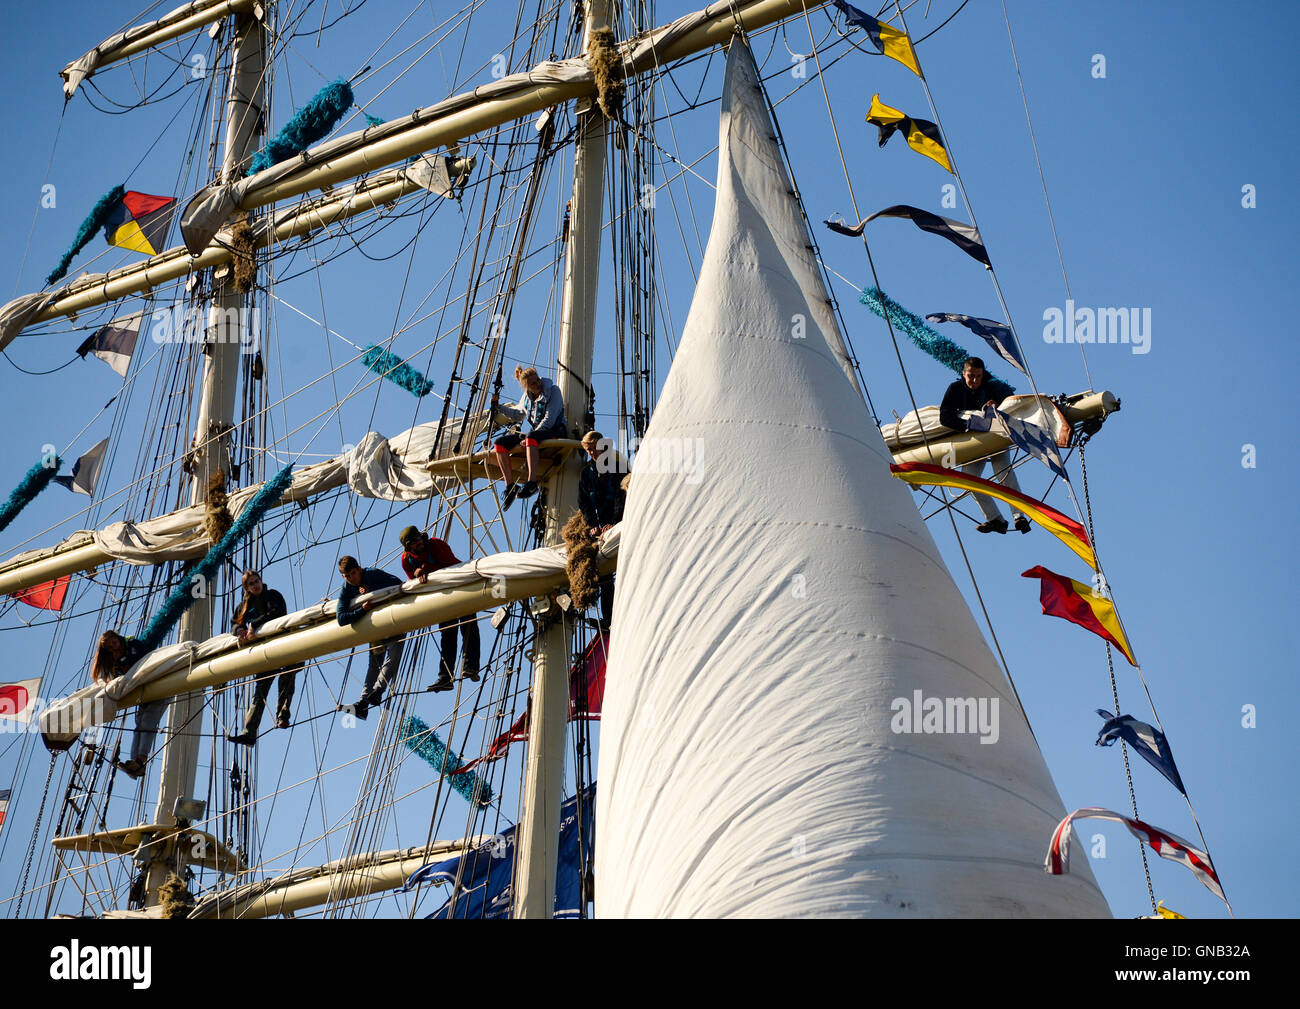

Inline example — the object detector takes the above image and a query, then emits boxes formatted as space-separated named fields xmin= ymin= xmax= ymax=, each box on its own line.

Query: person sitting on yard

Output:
xmin=492 ymin=365 xmax=567 ymax=510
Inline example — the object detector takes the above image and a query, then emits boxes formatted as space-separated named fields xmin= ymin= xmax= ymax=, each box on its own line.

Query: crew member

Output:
xmin=577 ymin=431 xmax=627 ymax=631
xmin=227 ymin=569 xmax=302 ymax=745
xmin=939 ymin=356 xmax=1029 ymax=534
xmin=336 ymin=556 xmax=406 ymax=719
xmin=91 ymin=630 xmax=154 ymax=780
xmin=399 ymin=526 xmax=480 ymax=692
xmin=492 ymin=365 xmax=567 ymax=509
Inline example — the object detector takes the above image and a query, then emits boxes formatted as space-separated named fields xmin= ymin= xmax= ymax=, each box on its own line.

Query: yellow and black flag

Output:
xmin=103 ymin=190 xmax=177 ymax=256
xmin=866 ymin=95 xmax=952 ymax=173
xmin=834 ymin=1 xmax=921 ymax=77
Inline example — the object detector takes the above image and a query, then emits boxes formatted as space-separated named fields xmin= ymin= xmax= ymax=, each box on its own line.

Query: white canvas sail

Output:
xmin=594 ymin=40 xmax=1110 ymax=918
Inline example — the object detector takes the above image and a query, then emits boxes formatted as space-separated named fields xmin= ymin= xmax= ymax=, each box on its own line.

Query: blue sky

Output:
xmin=0 ymin=0 xmax=1294 ymax=919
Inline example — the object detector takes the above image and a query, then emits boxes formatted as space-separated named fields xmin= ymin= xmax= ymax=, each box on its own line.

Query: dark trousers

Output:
xmin=439 ymin=616 xmax=481 ymax=678
xmin=599 ymin=574 xmax=615 ymax=632
xmin=244 ymin=664 xmax=303 ymax=732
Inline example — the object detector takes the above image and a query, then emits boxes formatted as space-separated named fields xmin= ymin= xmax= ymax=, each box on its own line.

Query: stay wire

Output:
xmin=796 ymin=5 xmax=1037 ymax=738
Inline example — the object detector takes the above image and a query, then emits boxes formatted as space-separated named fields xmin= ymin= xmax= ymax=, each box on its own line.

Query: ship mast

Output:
xmin=144 ymin=3 xmax=268 ymax=906
xmin=513 ymin=0 xmax=611 ymax=919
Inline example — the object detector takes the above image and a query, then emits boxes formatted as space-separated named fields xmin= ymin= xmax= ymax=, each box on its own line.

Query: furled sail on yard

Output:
xmin=594 ymin=40 xmax=1110 ymax=918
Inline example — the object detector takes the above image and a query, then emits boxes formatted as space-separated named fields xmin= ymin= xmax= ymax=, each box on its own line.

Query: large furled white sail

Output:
xmin=594 ymin=40 xmax=1110 ymax=918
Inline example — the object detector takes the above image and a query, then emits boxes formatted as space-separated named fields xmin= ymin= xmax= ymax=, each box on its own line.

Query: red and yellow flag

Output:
xmin=102 ymin=191 xmax=176 ymax=256
xmin=891 ymin=462 xmax=1097 ymax=570
xmin=1022 ymin=565 xmax=1137 ymax=666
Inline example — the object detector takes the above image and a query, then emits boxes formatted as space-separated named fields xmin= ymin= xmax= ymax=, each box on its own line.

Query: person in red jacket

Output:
xmin=399 ymin=525 xmax=481 ymax=692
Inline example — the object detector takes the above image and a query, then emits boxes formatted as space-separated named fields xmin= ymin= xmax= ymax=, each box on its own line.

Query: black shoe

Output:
xmin=427 ymin=675 xmax=455 ymax=693
xmin=116 ymin=758 xmax=146 ymax=780
xmin=226 ymin=731 xmax=256 ymax=747
xmin=275 ymin=716 xmax=291 ymax=730
xmin=502 ymin=484 xmax=521 ymax=510
xmin=1014 ymin=515 xmax=1031 ymax=534
xmin=343 ymin=696 xmax=369 ymax=722
xmin=517 ymin=481 xmax=539 ymax=499
xmin=461 ymin=669 xmax=480 ymax=682
xmin=976 ymin=517 xmax=1008 ymax=534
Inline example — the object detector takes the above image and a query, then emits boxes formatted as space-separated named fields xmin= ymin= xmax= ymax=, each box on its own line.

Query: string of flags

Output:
xmin=830 ymin=9 xmax=1215 ymax=909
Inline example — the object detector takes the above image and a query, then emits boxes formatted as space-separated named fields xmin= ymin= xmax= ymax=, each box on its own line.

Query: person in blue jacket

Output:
xmin=492 ymin=364 xmax=567 ymax=509
xmin=336 ymin=555 xmax=406 ymax=719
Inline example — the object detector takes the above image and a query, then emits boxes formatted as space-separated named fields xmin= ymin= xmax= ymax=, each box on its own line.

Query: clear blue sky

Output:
xmin=0 ymin=0 xmax=1294 ymax=919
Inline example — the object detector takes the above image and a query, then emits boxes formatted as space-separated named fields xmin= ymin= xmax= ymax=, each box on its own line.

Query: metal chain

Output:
xmin=1079 ymin=444 xmax=1156 ymax=915
xmin=16 ymin=754 xmax=58 ymax=918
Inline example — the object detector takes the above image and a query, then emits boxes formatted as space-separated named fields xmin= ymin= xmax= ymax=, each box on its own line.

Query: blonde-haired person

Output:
xmin=578 ymin=431 xmax=628 ymax=631
xmin=226 ymin=569 xmax=302 ymax=745
xmin=492 ymin=364 xmax=567 ymax=509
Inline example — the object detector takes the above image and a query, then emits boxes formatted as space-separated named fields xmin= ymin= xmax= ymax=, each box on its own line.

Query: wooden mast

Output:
xmin=142 ymin=1 xmax=268 ymax=907
xmin=512 ymin=0 xmax=611 ymax=919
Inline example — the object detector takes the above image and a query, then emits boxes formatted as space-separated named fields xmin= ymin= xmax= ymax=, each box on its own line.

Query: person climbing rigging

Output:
xmin=336 ymin=555 xmax=406 ymax=719
xmin=939 ymin=356 xmax=1029 ymax=535
xmin=492 ymin=364 xmax=567 ymax=510
xmin=90 ymin=630 xmax=155 ymax=779
xmin=226 ymin=569 xmax=302 ymax=745
xmin=577 ymin=431 xmax=627 ymax=631
xmin=399 ymin=525 xmax=480 ymax=692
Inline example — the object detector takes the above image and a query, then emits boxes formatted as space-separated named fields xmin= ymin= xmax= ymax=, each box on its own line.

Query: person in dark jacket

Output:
xmin=399 ymin=525 xmax=480 ymax=691
xmin=938 ymin=357 xmax=1028 ymax=535
xmin=493 ymin=365 xmax=568 ymax=509
xmin=91 ymin=630 xmax=155 ymax=779
xmin=227 ymin=570 xmax=303 ymax=745
xmin=336 ymin=556 xmax=406 ymax=719
xmin=578 ymin=431 xmax=627 ymax=631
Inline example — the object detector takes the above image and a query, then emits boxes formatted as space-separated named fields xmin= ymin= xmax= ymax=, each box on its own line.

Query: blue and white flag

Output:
xmin=76 ymin=310 xmax=143 ymax=378
xmin=977 ymin=405 xmax=1069 ymax=482
xmin=1096 ymin=709 xmax=1186 ymax=796
xmin=926 ymin=312 xmax=1027 ymax=375
xmin=405 ymin=787 xmax=594 ymax=918
xmin=52 ymin=437 xmax=109 ymax=498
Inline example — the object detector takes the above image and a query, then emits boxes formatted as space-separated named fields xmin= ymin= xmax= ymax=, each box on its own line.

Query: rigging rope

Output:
xmin=998 ymin=0 xmax=1093 ymax=389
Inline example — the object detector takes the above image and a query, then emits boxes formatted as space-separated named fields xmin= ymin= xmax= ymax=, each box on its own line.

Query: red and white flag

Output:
xmin=0 ymin=789 xmax=10 ymax=829
xmin=0 ymin=677 xmax=42 ymax=724
xmin=1046 ymin=806 xmax=1225 ymax=903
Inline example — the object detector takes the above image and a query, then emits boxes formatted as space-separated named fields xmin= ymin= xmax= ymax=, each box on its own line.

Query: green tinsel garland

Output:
xmin=249 ymin=80 xmax=353 ymax=175
xmin=361 ymin=344 xmax=433 ymax=397
xmin=138 ymin=464 xmax=294 ymax=652
xmin=45 ymin=185 xmax=125 ymax=286
xmin=860 ymin=286 xmax=1013 ymax=391
xmin=0 ymin=456 xmax=62 ymax=535
xmin=399 ymin=715 xmax=492 ymax=805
